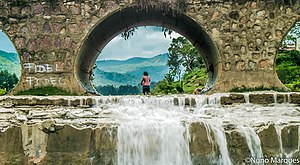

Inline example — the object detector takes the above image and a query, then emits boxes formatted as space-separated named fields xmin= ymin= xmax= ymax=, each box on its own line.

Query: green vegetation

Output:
xmin=152 ymin=37 xmax=207 ymax=94
xmin=0 ymin=88 xmax=6 ymax=95
xmin=96 ymin=85 xmax=140 ymax=96
xmin=276 ymin=50 xmax=300 ymax=92
xmin=0 ymin=50 xmax=20 ymax=77
xmin=14 ymin=86 xmax=76 ymax=96
xmin=96 ymin=82 xmax=157 ymax=95
xmin=182 ymin=68 xmax=208 ymax=93
xmin=0 ymin=51 xmax=20 ymax=95
xmin=0 ymin=70 xmax=19 ymax=95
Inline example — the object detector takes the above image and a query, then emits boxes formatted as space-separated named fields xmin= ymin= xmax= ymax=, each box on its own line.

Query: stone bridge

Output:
xmin=0 ymin=0 xmax=299 ymax=95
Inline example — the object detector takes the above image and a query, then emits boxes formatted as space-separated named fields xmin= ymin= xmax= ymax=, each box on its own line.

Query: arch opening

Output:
xmin=276 ymin=19 xmax=300 ymax=92
xmin=0 ymin=29 xmax=21 ymax=95
xmin=76 ymin=6 xmax=219 ymax=94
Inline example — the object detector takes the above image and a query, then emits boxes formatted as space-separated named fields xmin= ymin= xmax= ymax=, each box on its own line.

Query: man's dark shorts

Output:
xmin=143 ymin=86 xmax=150 ymax=94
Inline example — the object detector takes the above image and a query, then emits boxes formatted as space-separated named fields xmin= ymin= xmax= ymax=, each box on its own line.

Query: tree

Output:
xmin=167 ymin=37 xmax=204 ymax=80
xmin=153 ymin=36 xmax=208 ymax=94
xmin=276 ymin=50 xmax=300 ymax=92
xmin=282 ymin=20 xmax=300 ymax=46
xmin=118 ymin=85 xmax=140 ymax=95
xmin=96 ymin=85 xmax=118 ymax=95
xmin=0 ymin=70 xmax=19 ymax=94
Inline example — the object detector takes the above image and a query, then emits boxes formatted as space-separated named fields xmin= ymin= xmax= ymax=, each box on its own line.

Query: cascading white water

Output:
xmin=0 ymin=93 xmax=299 ymax=165
xmin=117 ymin=120 xmax=191 ymax=165
xmin=89 ymin=94 xmax=300 ymax=165
xmin=244 ymin=93 xmax=250 ymax=104
xmin=239 ymin=126 xmax=264 ymax=165
xmin=113 ymin=95 xmax=236 ymax=165
xmin=114 ymin=97 xmax=192 ymax=165
xmin=211 ymin=126 xmax=232 ymax=165
xmin=275 ymin=126 xmax=284 ymax=157
xmin=199 ymin=121 xmax=232 ymax=165
xmin=298 ymin=126 xmax=300 ymax=152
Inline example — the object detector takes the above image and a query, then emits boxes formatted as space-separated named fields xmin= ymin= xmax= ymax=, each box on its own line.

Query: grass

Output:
xmin=14 ymin=86 xmax=77 ymax=96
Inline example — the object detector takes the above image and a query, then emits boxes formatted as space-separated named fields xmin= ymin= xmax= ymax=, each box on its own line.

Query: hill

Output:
xmin=96 ymin=53 xmax=168 ymax=73
xmin=93 ymin=68 xmax=139 ymax=86
xmin=0 ymin=50 xmax=20 ymax=76
xmin=93 ymin=53 xmax=169 ymax=86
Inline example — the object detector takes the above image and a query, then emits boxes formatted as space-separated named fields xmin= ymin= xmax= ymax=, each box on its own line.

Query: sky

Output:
xmin=0 ymin=27 xmax=181 ymax=59
xmin=0 ymin=30 xmax=17 ymax=53
xmin=99 ymin=26 xmax=181 ymax=60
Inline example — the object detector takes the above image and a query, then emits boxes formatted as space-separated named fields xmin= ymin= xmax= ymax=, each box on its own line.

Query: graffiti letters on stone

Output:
xmin=25 ymin=77 xmax=64 ymax=87
xmin=23 ymin=62 xmax=65 ymax=73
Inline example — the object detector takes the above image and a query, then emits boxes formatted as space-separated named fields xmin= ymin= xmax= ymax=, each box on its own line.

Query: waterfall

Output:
xmin=117 ymin=120 xmax=191 ymax=165
xmin=239 ymin=126 xmax=264 ymax=165
xmin=203 ymin=122 xmax=232 ymax=165
xmin=287 ymin=93 xmax=291 ymax=103
xmin=275 ymin=126 xmax=284 ymax=157
xmin=244 ymin=93 xmax=250 ymax=104
xmin=273 ymin=93 xmax=277 ymax=104
xmin=211 ymin=126 xmax=232 ymax=165
xmin=298 ymin=126 xmax=300 ymax=152
xmin=1 ymin=93 xmax=300 ymax=164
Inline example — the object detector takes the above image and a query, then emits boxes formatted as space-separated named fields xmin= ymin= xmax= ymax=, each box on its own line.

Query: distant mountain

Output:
xmin=0 ymin=50 xmax=20 ymax=76
xmin=96 ymin=53 xmax=168 ymax=73
xmin=93 ymin=68 xmax=139 ymax=86
xmin=93 ymin=53 xmax=169 ymax=86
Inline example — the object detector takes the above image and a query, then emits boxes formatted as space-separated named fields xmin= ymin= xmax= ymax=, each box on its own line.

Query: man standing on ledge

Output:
xmin=141 ymin=71 xmax=151 ymax=95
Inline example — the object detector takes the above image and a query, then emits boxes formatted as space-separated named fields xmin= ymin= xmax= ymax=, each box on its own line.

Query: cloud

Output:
xmin=99 ymin=26 xmax=181 ymax=60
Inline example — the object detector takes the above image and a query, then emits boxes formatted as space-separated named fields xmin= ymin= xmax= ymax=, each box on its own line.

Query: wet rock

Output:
xmin=290 ymin=93 xmax=300 ymax=105
xmin=277 ymin=94 xmax=286 ymax=104
xmin=42 ymin=125 xmax=92 ymax=164
xmin=281 ymin=125 xmax=299 ymax=153
xmin=0 ymin=127 xmax=24 ymax=164
xmin=258 ymin=125 xmax=280 ymax=157
xmin=184 ymin=97 xmax=190 ymax=107
xmin=93 ymin=126 xmax=117 ymax=165
xmin=191 ymin=98 xmax=196 ymax=107
xmin=249 ymin=94 xmax=274 ymax=105
xmin=221 ymin=94 xmax=245 ymax=105
xmin=173 ymin=97 xmax=179 ymax=106
xmin=189 ymin=122 xmax=215 ymax=164
xmin=226 ymin=130 xmax=249 ymax=164
xmin=224 ymin=123 xmax=237 ymax=131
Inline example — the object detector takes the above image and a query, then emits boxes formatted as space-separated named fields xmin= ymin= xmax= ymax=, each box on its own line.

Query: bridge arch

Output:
xmin=75 ymin=5 xmax=220 ymax=94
